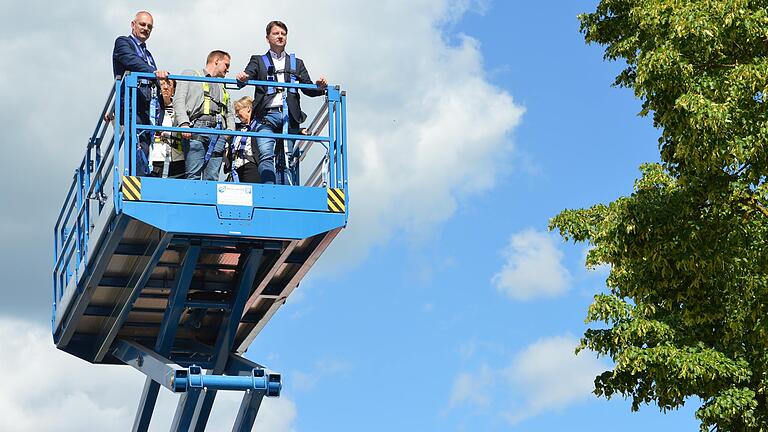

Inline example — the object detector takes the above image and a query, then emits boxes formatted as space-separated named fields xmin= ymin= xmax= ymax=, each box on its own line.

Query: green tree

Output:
xmin=549 ymin=1 xmax=768 ymax=430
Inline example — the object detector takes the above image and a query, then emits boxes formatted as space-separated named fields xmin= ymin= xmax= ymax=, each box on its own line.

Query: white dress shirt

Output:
xmin=267 ymin=50 xmax=288 ymax=109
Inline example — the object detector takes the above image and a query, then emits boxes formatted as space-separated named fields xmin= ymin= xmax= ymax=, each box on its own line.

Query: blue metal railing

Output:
xmin=52 ymin=72 xmax=348 ymax=329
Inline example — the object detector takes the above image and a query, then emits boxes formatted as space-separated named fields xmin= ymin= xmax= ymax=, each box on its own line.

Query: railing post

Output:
xmin=341 ymin=90 xmax=349 ymax=207
xmin=114 ymin=78 xmax=123 ymax=212
xmin=95 ymin=137 xmax=102 ymax=174
xmin=333 ymin=89 xmax=342 ymax=188
xmin=84 ymin=144 xmax=92 ymax=257
xmin=129 ymin=84 xmax=138 ymax=176
xmin=327 ymin=92 xmax=337 ymax=188
xmin=74 ymin=169 xmax=83 ymax=278
xmin=59 ymin=222 xmax=68 ymax=293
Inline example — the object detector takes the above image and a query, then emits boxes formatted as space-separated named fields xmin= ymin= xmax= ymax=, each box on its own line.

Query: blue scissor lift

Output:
xmin=52 ymin=72 xmax=347 ymax=431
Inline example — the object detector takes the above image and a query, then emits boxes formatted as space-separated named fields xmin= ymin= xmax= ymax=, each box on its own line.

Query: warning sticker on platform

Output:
xmin=216 ymin=184 xmax=253 ymax=206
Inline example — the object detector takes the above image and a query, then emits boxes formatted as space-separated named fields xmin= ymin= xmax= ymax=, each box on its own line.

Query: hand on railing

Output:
xmin=234 ymin=70 xmax=328 ymax=89
xmin=179 ymin=124 xmax=192 ymax=139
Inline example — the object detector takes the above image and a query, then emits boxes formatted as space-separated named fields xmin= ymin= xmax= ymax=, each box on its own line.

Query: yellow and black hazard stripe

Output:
xmin=122 ymin=176 xmax=142 ymax=201
xmin=327 ymin=188 xmax=345 ymax=213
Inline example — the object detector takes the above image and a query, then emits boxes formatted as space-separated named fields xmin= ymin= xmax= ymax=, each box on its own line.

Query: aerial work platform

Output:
xmin=51 ymin=72 xmax=347 ymax=431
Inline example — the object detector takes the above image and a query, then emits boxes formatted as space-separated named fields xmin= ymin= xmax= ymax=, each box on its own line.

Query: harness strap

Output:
xmin=162 ymin=146 xmax=171 ymax=178
xmin=128 ymin=36 xmax=157 ymax=177
xmin=262 ymin=55 xmax=275 ymax=96
xmin=279 ymin=85 xmax=294 ymax=186
xmin=194 ymin=71 xmax=229 ymax=116
xmin=204 ymin=116 xmax=223 ymax=165
xmin=136 ymin=85 xmax=160 ymax=175
xmin=202 ymin=82 xmax=211 ymax=115
xmin=230 ymin=119 xmax=260 ymax=183
xmin=230 ymin=135 xmax=247 ymax=183
xmin=289 ymin=53 xmax=297 ymax=89
xmin=155 ymin=133 xmax=183 ymax=178
xmin=261 ymin=53 xmax=298 ymax=96
xmin=259 ymin=53 xmax=299 ymax=185
xmin=129 ymin=36 xmax=156 ymax=69
xmin=129 ymin=36 xmax=156 ymax=90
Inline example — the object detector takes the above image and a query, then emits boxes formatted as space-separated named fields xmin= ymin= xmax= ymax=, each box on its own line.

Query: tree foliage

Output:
xmin=549 ymin=1 xmax=768 ymax=430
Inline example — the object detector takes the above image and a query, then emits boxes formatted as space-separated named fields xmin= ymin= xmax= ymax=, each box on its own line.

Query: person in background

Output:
xmin=226 ymin=96 xmax=260 ymax=183
xmin=149 ymin=79 xmax=185 ymax=178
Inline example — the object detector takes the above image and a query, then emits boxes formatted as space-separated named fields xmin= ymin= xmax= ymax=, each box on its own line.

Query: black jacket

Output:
xmin=112 ymin=35 xmax=165 ymax=123
xmin=241 ymin=51 xmax=325 ymax=125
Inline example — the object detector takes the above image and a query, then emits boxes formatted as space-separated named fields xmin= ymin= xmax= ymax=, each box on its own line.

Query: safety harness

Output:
xmin=198 ymin=71 xmax=231 ymax=116
xmin=140 ymin=86 xmax=159 ymax=175
xmin=129 ymin=36 xmax=159 ymax=175
xmin=260 ymin=53 xmax=298 ymax=185
xmin=193 ymin=70 xmax=230 ymax=179
xmin=128 ymin=36 xmax=157 ymax=69
xmin=261 ymin=53 xmax=298 ymax=94
xmin=229 ymin=119 xmax=260 ymax=183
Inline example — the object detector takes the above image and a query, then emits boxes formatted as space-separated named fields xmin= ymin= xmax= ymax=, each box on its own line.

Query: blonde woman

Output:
xmin=227 ymin=96 xmax=260 ymax=183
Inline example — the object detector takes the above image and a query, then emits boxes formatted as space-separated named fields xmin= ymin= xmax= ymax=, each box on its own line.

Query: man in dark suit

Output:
xmin=112 ymin=11 xmax=169 ymax=176
xmin=235 ymin=20 xmax=327 ymax=185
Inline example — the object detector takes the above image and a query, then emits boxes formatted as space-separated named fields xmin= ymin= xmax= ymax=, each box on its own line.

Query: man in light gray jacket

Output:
xmin=174 ymin=50 xmax=236 ymax=180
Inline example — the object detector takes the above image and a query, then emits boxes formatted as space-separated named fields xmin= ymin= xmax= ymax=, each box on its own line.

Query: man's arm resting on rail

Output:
xmin=172 ymin=73 xmax=193 ymax=138
xmin=113 ymin=37 xmax=169 ymax=79
xmin=296 ymin=58 xmax=327 ymax=97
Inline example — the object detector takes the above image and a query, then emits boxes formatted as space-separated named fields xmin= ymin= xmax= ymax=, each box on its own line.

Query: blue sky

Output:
xmin=250 ymin=2 xmax=699 ymax=431
xmin=0 ymin=0 xmax=704 ymax=430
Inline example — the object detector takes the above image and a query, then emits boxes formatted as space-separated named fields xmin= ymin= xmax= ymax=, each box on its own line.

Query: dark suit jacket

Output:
xmin=241 ymin=52 xmax=325 ymax=126
xmin=112 ymin=35 xmax=157 ymax=78
xmin=112 ymin=35 xmax=162 ymax=123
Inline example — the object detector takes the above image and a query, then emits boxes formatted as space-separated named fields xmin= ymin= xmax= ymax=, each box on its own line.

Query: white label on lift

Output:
xmin=216 ymin=184 xmax=253 ymax=206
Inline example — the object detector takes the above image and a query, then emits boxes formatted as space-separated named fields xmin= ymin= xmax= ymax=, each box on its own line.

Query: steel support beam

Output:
xmin=111 ymin=339 xmax=182 ymax=392
xmin=172 ymin=366 xmax=280 ymax=393
xmin=115 ymin=339 xmax=279 ymax=431
xmin=237 ymin=229 xmax=341 ymax=352
xmin=226 ymin=353 xmax=264 ymax=375
xmin=156 ymin=244 xmax=201 ymax=354
xmin=228 ymin=353 xmax=272 ymax=431
xmin=113 ymin=340 xmax=264 ymax=392
xmin=183 ymin=248 xmax=264 ymax=432
xmin=232 ymin=390 xmax=265 ymax=432
xmin=170 ymin=388 xmax=203 ymax=431
xmin=94 ymin=232 xmax=173 ymax=362
xmin=241 ymin=242 xmax=296 ymax=312
xmin=132 ymin=244 xmax=201 ymax=432
xmin=132 ymin=379 xmax=160 ymax=432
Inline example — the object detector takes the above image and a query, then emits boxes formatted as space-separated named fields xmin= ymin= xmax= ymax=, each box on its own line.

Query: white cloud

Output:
xmin=501 ymin=335 xmax=606 ymax=424
xmin=0 ymin=1 xmax=524 ymax=309
xmin=291 ymin=357 xmax=353 ymax=392
xmin=448 ymin=335 xmax=606 ymax=424
xmin=448 ymin=364 xmax=494 ymax=409
xmin=491 ymin=229 xmax=571 ymax=300
xmin=0 ymin=318 xmax=296 ymax=432
xmin=2 ymin=1 xmax=523 ymax=425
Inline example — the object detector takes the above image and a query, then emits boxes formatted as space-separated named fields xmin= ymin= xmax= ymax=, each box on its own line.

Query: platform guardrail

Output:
xmin=52 ymin=72 xmax=348 ymax=329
